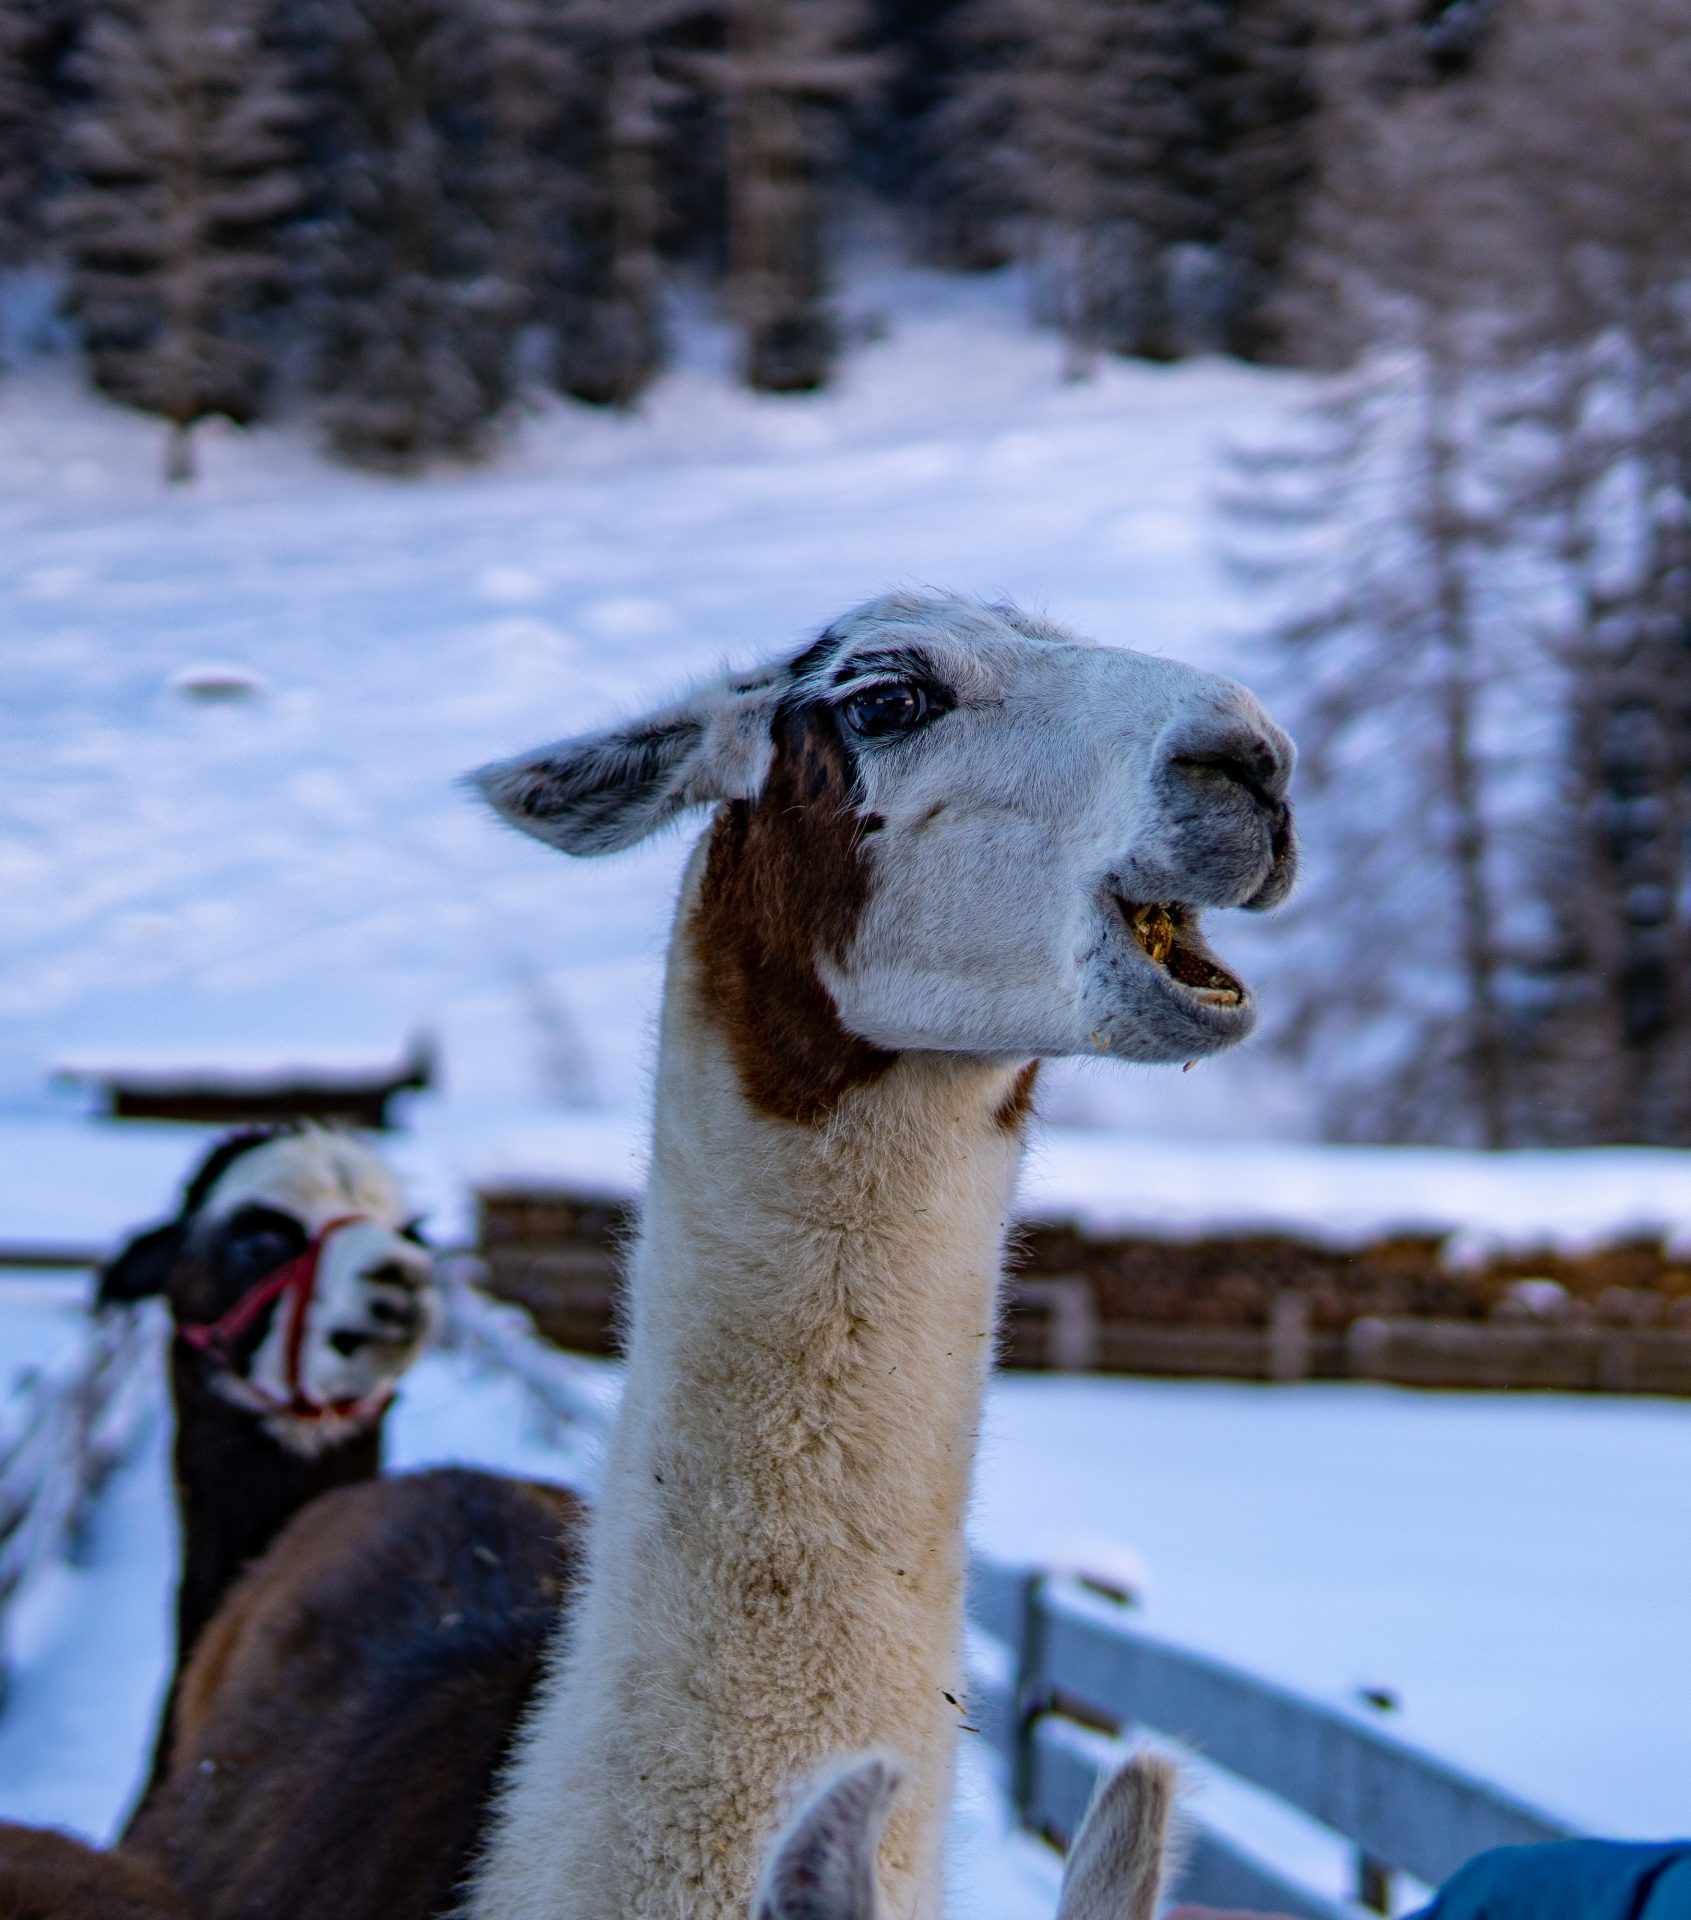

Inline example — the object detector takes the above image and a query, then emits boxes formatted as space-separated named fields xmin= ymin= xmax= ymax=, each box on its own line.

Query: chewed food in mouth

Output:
xmin=1121 ymin=901 xmax=1243 ymax=1008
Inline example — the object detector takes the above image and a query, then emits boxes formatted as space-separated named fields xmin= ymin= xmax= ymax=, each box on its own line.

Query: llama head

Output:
xmin=97 ymin=1126 xmax=436 ymax=1447
xmin=475 ymin=594 xmax=1296 ymax=1110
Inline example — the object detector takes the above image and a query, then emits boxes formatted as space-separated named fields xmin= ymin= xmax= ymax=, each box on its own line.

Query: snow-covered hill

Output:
xmin=2 ymin=262 xmax=1313 ymax=1151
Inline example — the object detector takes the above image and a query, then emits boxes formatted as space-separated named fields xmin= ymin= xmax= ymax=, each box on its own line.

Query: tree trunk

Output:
xmin=1420 ymin=336 xmax=1509 ymax=1146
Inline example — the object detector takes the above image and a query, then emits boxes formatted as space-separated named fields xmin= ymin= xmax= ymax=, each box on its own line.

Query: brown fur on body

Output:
xmin=127 ymin=1349 xmax=386 ymax=1818
xmin=122 ymin=1468 xmax=584 ymax=1920
xmin=0 ymin=1827 xmax=187 ymax=1920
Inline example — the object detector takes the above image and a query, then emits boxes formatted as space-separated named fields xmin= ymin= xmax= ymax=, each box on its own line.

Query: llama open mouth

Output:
xmin=1117 ymin=899 xmax=1244 ymax=1008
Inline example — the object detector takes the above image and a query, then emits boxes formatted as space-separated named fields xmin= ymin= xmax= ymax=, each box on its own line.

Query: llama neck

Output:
xmin=169 ymin=1352 xmax=384 ymax=1664
xmin=473 ymin=861 xmax=1030 ymax=1920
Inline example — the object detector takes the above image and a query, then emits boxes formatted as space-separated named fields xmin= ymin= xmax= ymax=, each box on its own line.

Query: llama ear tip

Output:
xmin=461 ymin=756 xmax=525 ymax=815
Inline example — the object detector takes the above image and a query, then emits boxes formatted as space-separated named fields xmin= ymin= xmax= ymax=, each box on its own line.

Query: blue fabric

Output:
xmin=1408 ymin=1841 xmax=1691 ymax=1920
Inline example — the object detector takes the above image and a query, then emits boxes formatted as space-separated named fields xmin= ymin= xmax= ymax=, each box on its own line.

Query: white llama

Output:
xmin=466 ymin=592 xmax=1295 ymax=1920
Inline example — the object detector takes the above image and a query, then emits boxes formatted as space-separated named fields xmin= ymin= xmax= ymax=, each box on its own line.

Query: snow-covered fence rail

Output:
xmin=355 ymin=1269 xmax=1584 ymax=1915
xmin=433 ymin=1258 xmax=620 ymax=1488
xmin=0 ymin=1307 xmax=161 ymax=1712
xmin=966 ymin=1557 xmax=1580 ymax=1919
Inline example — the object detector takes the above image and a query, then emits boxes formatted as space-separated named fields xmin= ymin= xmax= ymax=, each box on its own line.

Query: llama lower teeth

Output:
xmin=1191 ymin=986 xmax=1241 ymax=1007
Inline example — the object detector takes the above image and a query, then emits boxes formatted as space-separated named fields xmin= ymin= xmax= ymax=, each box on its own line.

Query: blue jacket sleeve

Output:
xmin=1409 ymin=1840 xmax=1691 ymax=1920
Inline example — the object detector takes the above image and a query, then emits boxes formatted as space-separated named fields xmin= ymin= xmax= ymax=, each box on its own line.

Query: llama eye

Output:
xmin=841 ymin=683 xmax=931 ymax=739
xmin=221 ymin=1210 xmax=304 ymax=1283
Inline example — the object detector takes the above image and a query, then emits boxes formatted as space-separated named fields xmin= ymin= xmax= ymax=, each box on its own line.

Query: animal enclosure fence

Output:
xmin=425 ymin=1281 xmax=1589 ymax=1917
xmin=472 ymin=1183 xmax=1691 ymax=1394
xmin=433 ymin=1257 xmax=620 ymax=1475
xmin=0 ymin=1271 xmax=1586 ymax=1915
xmin=0 ymin=1304 xmax=161 ymax=1714
xmin=965 ymin=1557 xmax=1581 ymax=1918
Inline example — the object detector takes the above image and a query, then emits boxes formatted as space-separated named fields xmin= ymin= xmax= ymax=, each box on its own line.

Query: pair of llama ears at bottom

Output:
xmin=754 ymin=1749 xmax=1180 ymax=1920
xmin=95 ymin=1220 xmax=186 ymax=1310
xmin=470 ymin=670 xmax=786 ymax=860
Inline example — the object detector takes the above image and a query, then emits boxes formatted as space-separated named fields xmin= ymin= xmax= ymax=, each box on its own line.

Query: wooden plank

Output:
xmin=1345 ymin=1320 xmax=1691 ymax=1395
xmin=966 ymin=1555 xmax=1034 ymax=1655
xmin=1178 ymin=1827 xmax=1357 ymax=1920
xmin=1035 ymin=1578 xmax=1576 ymax=1889
xmin=1027 ymin=1718 xmax=1354 ymax=1920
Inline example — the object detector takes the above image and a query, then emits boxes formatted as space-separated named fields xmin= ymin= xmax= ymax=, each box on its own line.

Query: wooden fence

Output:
xmin=966 ymin=1557 xmax=1580 ymax=1918
xmin=0 ymin=1273 xmax=1586 ymax=1914
xmin=434 ymin=1257 xmax=620 ymax=1479
xmin=0 ymin=1305 xmax=161 ymax=1712
xmin=473 ymin=1186 xmax=1691 ymax=1395
xmin=428 ymin=1284 xmax=1584 ymax=1916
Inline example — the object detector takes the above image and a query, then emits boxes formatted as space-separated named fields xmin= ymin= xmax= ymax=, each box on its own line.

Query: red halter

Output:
xmin=177 ymin=1214 xmax=391 ymax=1421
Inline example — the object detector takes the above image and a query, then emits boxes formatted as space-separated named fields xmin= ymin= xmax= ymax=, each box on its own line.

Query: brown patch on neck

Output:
xmin=994 ymin=1062 xmax=1040 ymax=1134
xmin=691 ymin=707 xmax=895 ymax=1125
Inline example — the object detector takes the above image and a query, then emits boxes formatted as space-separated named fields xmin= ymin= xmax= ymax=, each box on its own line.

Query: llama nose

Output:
xmin=1160 ymin=708 xmax=1295 ymax=814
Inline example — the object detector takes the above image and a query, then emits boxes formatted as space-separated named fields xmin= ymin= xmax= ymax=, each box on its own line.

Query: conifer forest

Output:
xmin=8 ymin=0 xmax=1691 ymax=1154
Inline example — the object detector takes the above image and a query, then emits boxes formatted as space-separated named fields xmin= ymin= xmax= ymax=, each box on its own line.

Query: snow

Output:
xmin=53 ymin=1035 xmax=427 ymax=1091
xmin=4 ymin=256 xmax=1689 ymax=1905
xmin=2 ymin=1281 xmax=1686 ymax=1877
xmin=13 ymin=256 xmax=1691 ymax=1256
xmin=0 ymin=259 xmax=1313 ymax=1158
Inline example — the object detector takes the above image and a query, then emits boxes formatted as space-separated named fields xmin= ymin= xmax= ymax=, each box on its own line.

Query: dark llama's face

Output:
xmin=99 ymin=1128 xmax=436 ymax=1443
xmin=474 ymin=592 xmax=1297 ymax=1073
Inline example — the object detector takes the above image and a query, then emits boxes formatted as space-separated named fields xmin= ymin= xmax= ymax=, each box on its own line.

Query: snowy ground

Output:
xmin=3 ymin=1281 xmax=1687 ymax=1895
xmin=1 ymin=259 xmax=1316 ymax=1154
xmin=13 ymin=259 xmax=1691 ymax=1247
xmin=5 ymin=255 xmax=1690 ymax=1909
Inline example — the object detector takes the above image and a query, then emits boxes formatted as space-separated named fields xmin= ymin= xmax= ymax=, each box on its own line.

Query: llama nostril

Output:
xmin=365 ymin=1261 xmax=420 ymax=1291
xmin=369 ymin=1297 xmax=418 ymax=1331
xmin=330 ymin=1329 xmax=374 ymax=1358
xmin=1172 ymin=743 xmax=1287 ymax=813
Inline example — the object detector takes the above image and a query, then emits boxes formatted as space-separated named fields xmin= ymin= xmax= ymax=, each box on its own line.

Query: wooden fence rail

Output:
xmin=0 ymin=1275 xmax=1581 ymax=1912
xmin=966 ymin=1556 xmax=1580 ymax=1918
xmin=434 ymin=1258 xmax=620 ymax=1487
xmin=0 ymin=1305 xmax=162 ymax=1713
xmin=419 ymin=1273 xmax=1585 ymax=1917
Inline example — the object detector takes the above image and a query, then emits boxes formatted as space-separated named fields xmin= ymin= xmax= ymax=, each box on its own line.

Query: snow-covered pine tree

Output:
xmin=59 ymin=0 xmax=304 ymax=479
xmin=943 ymin=0 xmax=1215 ymax=372
xmin=919 ymin=0 xmax=1021 ymax=271
xmin=1204 ymin=0 xmax=1321 ymax=362
xmin=0 ymin=0 xmax=47 ymax=266
xmin=695 ymin=0 xmax=880 ymax=392
xmin=482 ymin=0 xmax=574 ymax=325
xmin=1230 ymin=78 xmax=1530 ymax=1146
xmin=311 ymin=0 xmax=518 ymax=468
xmin=852 ymin=0 xmax=989 ymax=267
xmin=527 ymin=0 xmax=689 ymax=408
xmin=1475 ymin=0 xmax=1691 ymax=1144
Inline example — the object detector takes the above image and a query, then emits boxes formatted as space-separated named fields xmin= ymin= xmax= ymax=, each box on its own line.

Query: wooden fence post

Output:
xmin=1008 ymin=1568 xmax=1048 ymax=1821
xmin=1268 ymin=1292 xmax=1311 ymax=1384
xmin=1354 ymin=1685 xmax=1400 ymax=1911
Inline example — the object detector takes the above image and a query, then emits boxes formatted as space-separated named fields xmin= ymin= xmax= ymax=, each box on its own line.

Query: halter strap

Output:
xmin=178 ymin=1215 xmax=387 ymax=1420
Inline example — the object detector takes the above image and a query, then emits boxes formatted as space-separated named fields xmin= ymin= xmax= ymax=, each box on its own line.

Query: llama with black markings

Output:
xmin=97 ymin=1125 xmax=435 ymax=1795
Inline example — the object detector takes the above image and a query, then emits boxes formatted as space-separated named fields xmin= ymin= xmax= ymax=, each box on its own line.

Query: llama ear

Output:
xmin=470 ymin=672 xmax=782 ymax=857
xmin=97 ymin=1222 xmax=184 ymax=1308
xmin=1054 ymin=1753 xmax=1183 ymax=1920
xmin=754 ymin=1754 xmax=905 ymax=1920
